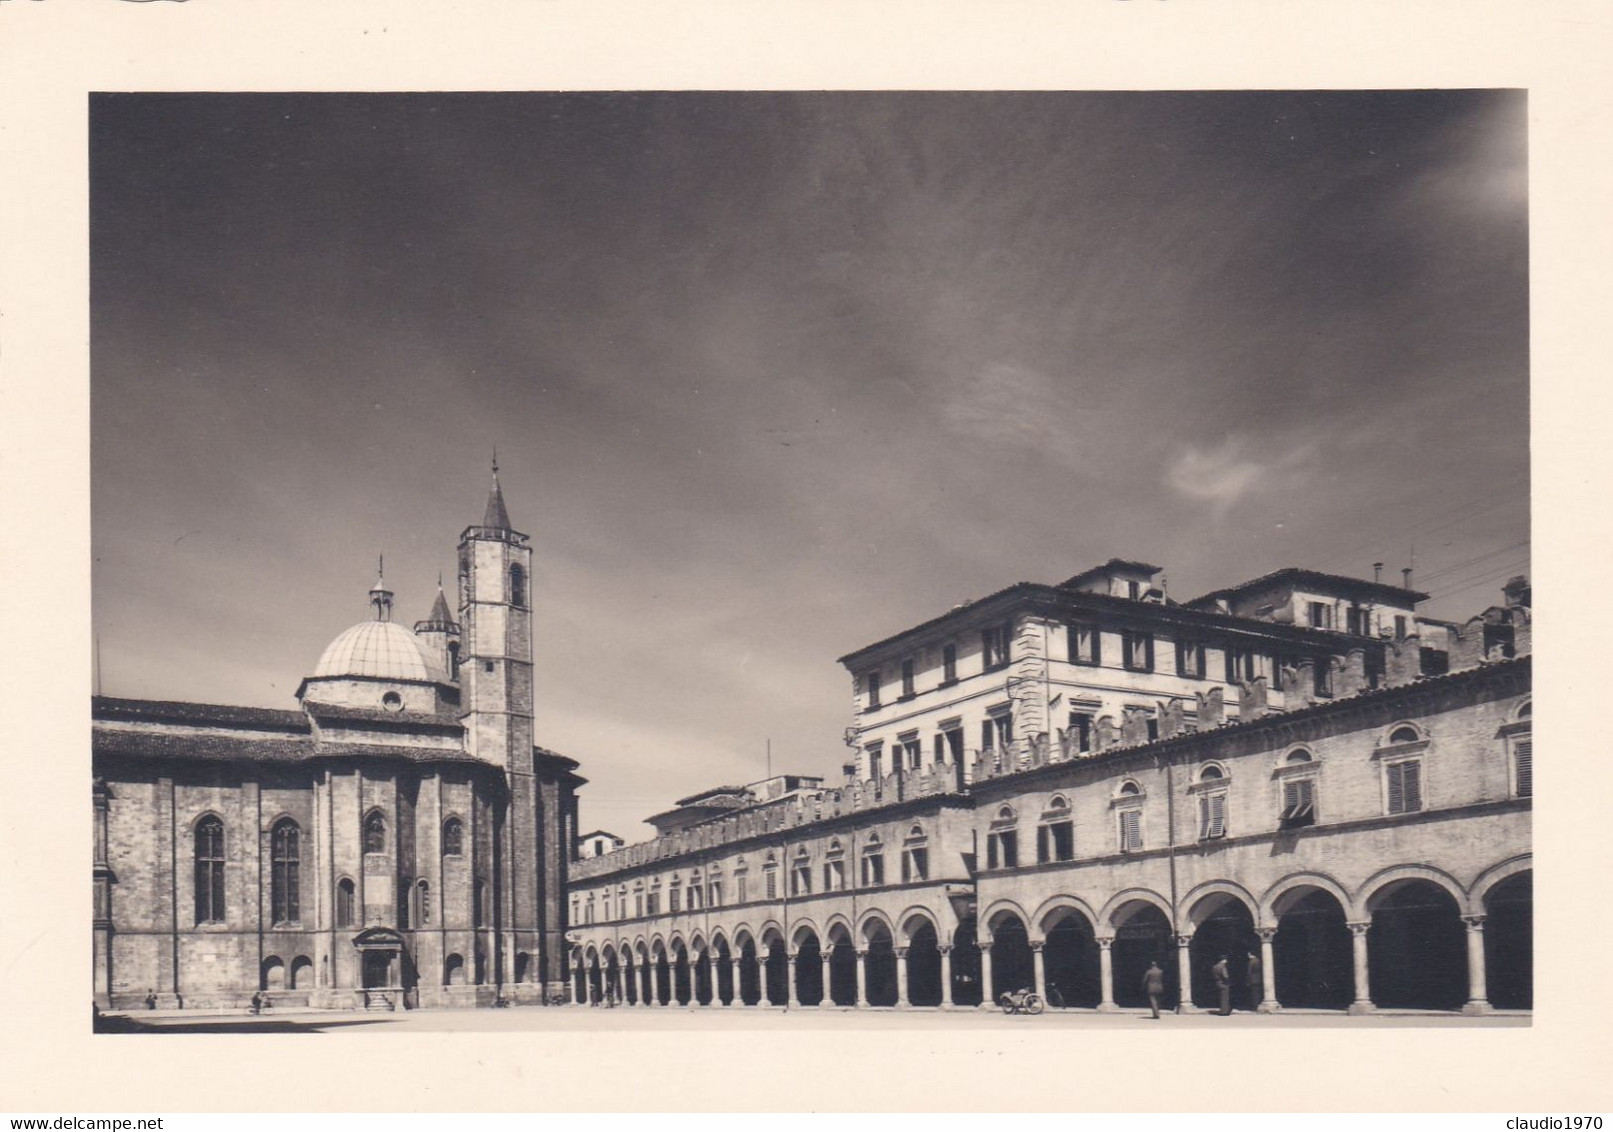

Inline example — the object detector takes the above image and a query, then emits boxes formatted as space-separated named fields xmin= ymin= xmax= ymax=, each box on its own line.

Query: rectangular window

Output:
xmin=902 ymin=737 xmax=922 ymax=769
xmin=1037 ymin=821 xmax=1075 ymax=863
xmin=982 ymin=623 xmax=1012 ymax=670
xmin=1395 ymin=615 xmax=1408 ymax=641
xmin=823 ymin=859 xmax=844 ymax=891
xmin=668 ymin=887 xmax=680 ymax=913
xmin=736 ymin=876 xmax=747 ymax=904
xmin=861 ymin=852 xmax=885 ymax=886
xmin=1225 ymin=647 xmax=1255 ymax=683
xmin=901 ymin=846 xmax=928 ymax=883
xmin=865 ymin=671 xmax=881 ymax=708
xmin=1122 ymin=631 xmax=1154 ymax=672
xmin=790 ymin=861 xmax=811 ymax=896
xmin=944 ymin=727 xmax=964 ymax=762
xmin=1386 ymin=760 xmax=1423 ymax=814
xmin=1347 ymin=606 xmax=1370 ymax=636
xmin=1313 ymin=660 xmax=1333 ymax=698
xmin=866 ymin=744 xmax=883 ymax=780
xmin=1280 ymin=778 xmax=1316 ymax=828
xmin=709 ymin=882 xmax=721 ymax=908
xmin=1515 ymin=739 xmax=1532 ymax=798
xmin=1127 ymin=580 xmax=1141 ymax=600
xmin=982 ymin=714 xmax=1012 ymax=754
xmin=1176 ymin=641 xmax=1205 ymax=678
xmin=1118 ymin=809 xmax=1143 ymax=851
xmin=1066 ymin=711 xmax=1093 ymax=755
xmin=942 ymin=643 xmax=958 ymax=683
xmin=1307 ymin=601 xmax=1333 ymax=629
xmin=1198 ymin=792 xmax=1228 ymax=840
xmin=635 ymin=894 xmax=645 ymax=917
xmin=687 ymin=884 xmax=701 ymax=911
xmin=1069 ymin=622 xmax=1100 ymax=665
xmin=901 ymin=658 xmax=916 ymax=697
xmin=764 ymin=870 xmax=777 ymax=900
xmin=986 ymin=829 xmax=1018 ymax=870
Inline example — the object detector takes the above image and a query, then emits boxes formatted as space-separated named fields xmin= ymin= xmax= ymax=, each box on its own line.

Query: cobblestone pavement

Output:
xmin=102 ymin=1005 xmax=1529 ymax=1033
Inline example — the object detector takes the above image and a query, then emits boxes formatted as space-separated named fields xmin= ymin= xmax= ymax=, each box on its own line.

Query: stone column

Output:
xmin=821 ymin=952 xmax=834 ymax=1007
xmin=1097 ymin=937 xmax=1117 ymax=1012
xmin=895 ymin=947 xmax=910 ymax=1007
xmin=1030 ymin=941 xmax=1047 ymax=1001
xmin=1176 ymin=934 xmax=1195 ymax=1013
xmin=1462 ymin=915 xmax=1491 ymax=1015
xmin=1257 ymin=928 xmax=1280 ymax=1013
xmin=786 ymin=953 xmax=800 ymax=1007
xmin=730 ymin=958 xmax=744 ymax=1006
xmin=855 ymin=950 xmax=868 ymax=1007
xmin=1348 ymin=922 xmax=1374 ymax=1014
xmin=939 ymin=945 xmax=954 ymax=1009
xmin=979 ymin=942 xmax=995 ymax=1008
xmin=703 ymin=954 xmax=716 ymax=1006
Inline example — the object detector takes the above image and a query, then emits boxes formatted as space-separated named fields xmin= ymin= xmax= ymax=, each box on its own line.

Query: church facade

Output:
xmin=92 ymin=470 xmax=583 ymax=1011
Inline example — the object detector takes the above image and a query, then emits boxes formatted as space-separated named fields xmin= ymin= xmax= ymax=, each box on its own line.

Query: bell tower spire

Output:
xmin=368 ymin=554 xmax=393 ymax=622
xmin=482 ymin=452 xmax=512 ymax=532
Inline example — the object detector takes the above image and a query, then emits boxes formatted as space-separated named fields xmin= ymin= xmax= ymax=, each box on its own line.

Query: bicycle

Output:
xmin=998 ymin=987 xmax=1044 ymax=1015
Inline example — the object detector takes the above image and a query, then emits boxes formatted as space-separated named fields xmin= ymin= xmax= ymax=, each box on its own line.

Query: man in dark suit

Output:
xmin=1212 ymin=955 xmax=1232 ymax=1015
xmin=1247 ymin=951 xmax=1263 ymax=1011
xmin=1141 ymin=959 xmax=1166 ymax=1019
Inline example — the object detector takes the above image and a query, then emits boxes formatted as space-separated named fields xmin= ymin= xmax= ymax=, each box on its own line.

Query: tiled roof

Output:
xmin=1190 ymin=567 xmax=1428 ymax=606
xmin=91 ymin=696 xmax=309 ymax=732
xmin=302 ymin=701 xmax=465 ymax=730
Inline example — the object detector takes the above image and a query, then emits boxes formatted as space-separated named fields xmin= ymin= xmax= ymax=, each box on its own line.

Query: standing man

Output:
xmin=1247 ymin=950 xmax=1263 ymax=1012
xmin=1141 ymin=959 xmax=1166 ymax=1019
xmin=1212 ymin=955 xmax=1232 ymax=1016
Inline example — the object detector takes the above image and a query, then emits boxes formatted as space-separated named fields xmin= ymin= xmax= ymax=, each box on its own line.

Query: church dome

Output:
xmin=313 ymin=619 xmax=439 ymax=682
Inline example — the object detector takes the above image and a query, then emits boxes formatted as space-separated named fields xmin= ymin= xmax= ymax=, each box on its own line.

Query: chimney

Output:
xmin=1402 ymin=567 xmax=1413 ymax=590
xmin=1373 ymin=562 xmax=1383 ymax=584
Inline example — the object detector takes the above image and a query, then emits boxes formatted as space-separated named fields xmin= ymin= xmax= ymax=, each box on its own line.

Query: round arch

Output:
xmin=1181 ymin=880 xmax=1261 ymax=930
xmin=730 ymin=926 xmax=757 ymax=952
xmin=1032 ymin=894 xmax=1101 ymax=940
xmin=789 ymin=920 xmax=822 ymax=951
xmin=822 ymin=913 xmax=855 ymax=944
xmin=1260 ymin=872 xmax=1354 ymax=927
xmin=979 ymin=897 xmax=1034 ymax=942
xmin=1467 ymin=854 xmax=1533 ymax=915
xmin=1099 ymin=887 xmax=1174 ymax=931
xmin=668 ymin=933 xmax=689 ymax=955
xmin=756 ymin=920 xmax=785 ymax=948
xmin=897 ymin=907 xmax=940 ymax=947
xmin=582 ymin=945 xmax=600 ymax=965
xmin=688 ymin=932 xmax=708 ymax=955
xmin=855 ymin=908 xmax=896 ymax=944
xmin=1359 ymin=864 xmax=1467 ymax=915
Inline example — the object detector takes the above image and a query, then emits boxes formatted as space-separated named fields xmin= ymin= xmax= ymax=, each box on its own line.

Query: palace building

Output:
xmin=92 ymin=468 xmax=584 ymax=1011
xmin=566 ymin=563 xmax=1531 ymax=1015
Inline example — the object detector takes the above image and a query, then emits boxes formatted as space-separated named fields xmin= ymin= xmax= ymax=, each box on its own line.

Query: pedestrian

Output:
xmin=249 ymin=991 xmax=262 ymax=1015
xmin=1141 ymin=959 xmax=1166 ymax=1019
xmin=144 ymin=989 xmax=157 ymax=1011
xmin=1212 ymin=955 xmax=1232 ymax=1015
xmin=1247 ymin=950 xmax=1263 ymax=1011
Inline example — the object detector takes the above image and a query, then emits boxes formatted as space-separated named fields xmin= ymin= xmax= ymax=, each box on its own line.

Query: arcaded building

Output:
xmin=567 ymin=563 xmax=1531 ymax=1015
xmin=92 ymin=470 xmax=584 ymax=1011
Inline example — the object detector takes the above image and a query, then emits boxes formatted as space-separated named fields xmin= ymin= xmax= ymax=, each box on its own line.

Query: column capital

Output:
xmin=855 ymin=949 xmax=869 ymax=959
xmin=1096 ymin=935 xmax=1115 ymax=950
xmin=1256 ymin=927 xmax=1279 ymax=943
xmin=1462 ymin=914 xmax=1487 ymax=931
xmin=1176 ymin=934 xmax=1193 ymax=948
xmin=1029 ymin=940 xmax=1046 ymax=952
xmin=937 ymin=944 xmax=953 ymax=957
xmin=895 ymin=947 xmax=909 ymax=959
xmin=1347 ymin=920 xmax=1372 ymax=936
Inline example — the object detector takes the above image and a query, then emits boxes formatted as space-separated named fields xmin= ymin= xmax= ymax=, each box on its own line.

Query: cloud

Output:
xmin=1166 ymin=435 xmax=1315 ymax=512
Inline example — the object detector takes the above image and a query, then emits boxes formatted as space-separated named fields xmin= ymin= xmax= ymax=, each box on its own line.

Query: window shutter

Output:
xmin=1198 ymin=794 xmax=1211 ymax=840
xmin=1402 ymin=761 xmax=1422 ymax=811
xmin=1387 ymin=762 xmax=1404 ymax=813
xmin=1121 ymin=809 xmax=1141 ymax=850
xmin=987 ymin=834 xmax=999 ymax=870
xmin=1211 ymin=792 xmax=1226 ymax=837
xmin=1515 ymin=740 xmax=1532 ymax=797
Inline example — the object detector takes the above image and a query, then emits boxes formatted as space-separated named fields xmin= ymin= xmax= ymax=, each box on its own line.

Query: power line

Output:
xmin=1304 ymin=490 xmax=1514 ymax=574
xmin=1414 ymin=539 xmax=1532 ymax=586
xmin=1424 ymin=556 xmax=1533 ymax=603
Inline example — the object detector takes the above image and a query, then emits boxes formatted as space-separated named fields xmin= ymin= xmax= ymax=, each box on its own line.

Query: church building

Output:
xmin=92 ymin=468 xmax=584 ymax=1011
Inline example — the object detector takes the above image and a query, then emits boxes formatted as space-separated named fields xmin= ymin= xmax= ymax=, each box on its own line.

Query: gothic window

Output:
xmin=901 ymin=824 xmax=928 ymax=883
xmin=1037 ymin=796 xmax=1075 ymax=863
xmin=194 ymin=815 xmax=226 ymax=925
xmin=442 ymin=817 xmax=464 ymax=856
xmin=509 ymin=564 xmax=526 ymax=607
xmin=416 ymin=880 xmax=432 ymax=926
xmin=860 ymin=833 xmax=885 ymax=887
xmin=986 ymin=806 xmax=1018 ymax=870
xmin=270 ymin=819 xmax=300 ymax=925
xmin=336 ymin=877 xmax=356 ymax=928
xmin=364 ymin=810 xmax=386 ymax=854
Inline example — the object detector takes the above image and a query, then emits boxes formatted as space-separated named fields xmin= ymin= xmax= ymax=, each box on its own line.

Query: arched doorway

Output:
xmin=1042 ymin=909 xmax=1101 ymax=1008
xmin=1483 ymin=872 xmax=1532 ymax=1010
xmin=672 ymin=942 xmax=692 ymax=1005
xmin=1368 ymin=880 xmax=1466 ymax=1010
xmin=903 ymin=919 xmax=943 ymax=1007
xmin=795 ymin=932 xmax=824 ymax=1006
xmin=826 ymin=926 xmax=856 ymax=1006
xmin=587 ymin=952 xmax=602 ymax=1005
xmin=1189 ymin=895 xmax=1258 ymax=1010
xmin=988 ymin=913 xmax=1034 ymax=1002
xmin=603 ymin=949 xmax=621 ymax=1004
xmin=620 ymin=952 xmax=637 ymax=1004
xmin=693 ymin=945 xmax=713 ymax=1005
xmin=1111 ymin=903 xmax=1176 ymax=1009
xmin=1272 ymin=888 xmax=1352 ymax=1009
xmin=764 ymin=937 xmax=788 ymax=1005
xmin=654 ymin=946 xmax=671 ymax=1005
xmin=950 ymin=916 xmax=983 ymax=1007
xmin=862 ymin=921 xmax=899 ymax=1006
xmin=714 ymin=939 xmax=733 ymax=1005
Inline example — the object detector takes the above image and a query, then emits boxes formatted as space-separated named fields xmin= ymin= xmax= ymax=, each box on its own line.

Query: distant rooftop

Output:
xmin=1189 ymin=567 xmax=1428 ymax=607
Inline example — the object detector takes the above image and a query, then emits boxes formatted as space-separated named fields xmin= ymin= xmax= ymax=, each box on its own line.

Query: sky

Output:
xmin=91 ymin=90 xmax=1529 ymax=839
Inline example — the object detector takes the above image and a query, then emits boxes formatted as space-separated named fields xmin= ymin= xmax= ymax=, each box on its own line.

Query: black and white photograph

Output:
xmin=3 ymin=0 xmax=1610 ymax=1118
xmin=87 ymin=87 xmax=1532 ymax=1027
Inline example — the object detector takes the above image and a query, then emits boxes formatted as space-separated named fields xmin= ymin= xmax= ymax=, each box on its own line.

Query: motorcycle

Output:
xmin=998 ymin=987 xmax=1044 ymax=1015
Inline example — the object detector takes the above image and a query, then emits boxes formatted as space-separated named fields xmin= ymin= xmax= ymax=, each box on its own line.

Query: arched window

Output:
xmin=987 ymin=806 xmax=1018 ymax=869
xmin=336 ymin=877 xmax=356 ymax=928
xmin=510 ymin=564 xmax=526 ymax=607
xmin=823 ymin=839 xmax=845 ymax=891
xmin=194 ymin=815 xmax=226 ymax=925
xmin=1118 ymin=779 xmax=1141 ymax=796
xmin=442 ymin=817 xmax=464 ymax=856
xmin=1389 ymin=725 xmax=1421 ymax=744
xmin=1199 ymin=764 xmax=1225 ymax=781
xmin=1285 ymin=748 xmax=1314 ymax=764
xmin=1038 ymin=796 xmax=1074 ymax=863
xmin=901 ymin=824 xmax=928 ymax=882
xmin=790 ymin=847 xmax=812 ymax=896
xmin=447 ymin=641 xmax=462 ymax=679
xmin=415 ymin=880 xmax=431 ymax=926
xmin=1516 ymin=700 xmax=1532 ymax=719
xmin=364 ymin=810 xmax=386 ymax=854
xmin=270 ymin=819 xmax=300 ymax=925
xmin=860 ymin=832 xmax=886 ymax=886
